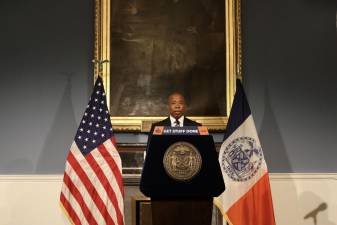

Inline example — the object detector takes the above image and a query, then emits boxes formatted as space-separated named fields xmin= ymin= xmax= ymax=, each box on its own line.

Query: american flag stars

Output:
xmin=75 ymin=81 xmax=113 ymax=155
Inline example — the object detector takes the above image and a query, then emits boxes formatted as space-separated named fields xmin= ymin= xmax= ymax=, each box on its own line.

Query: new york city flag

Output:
xmin=214 ymin=80 xmax=276 ymax=225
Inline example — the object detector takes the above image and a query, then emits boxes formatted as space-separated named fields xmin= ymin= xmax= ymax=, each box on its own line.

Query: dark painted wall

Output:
xmin=0 ymin=0 xmax=94 ymax=173
xmin=242 ymin=0 xmax=337 ymax=172
xmin=0 ymin=0 xmax=336 ymax=173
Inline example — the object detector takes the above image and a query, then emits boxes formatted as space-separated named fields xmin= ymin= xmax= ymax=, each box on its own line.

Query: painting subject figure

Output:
xmin=110 ymin=0 xmax=226 ymax=116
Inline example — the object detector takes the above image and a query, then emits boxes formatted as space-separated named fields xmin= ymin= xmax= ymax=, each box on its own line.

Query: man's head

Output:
xmin=167 ymin=92 xmax=186 ymax=119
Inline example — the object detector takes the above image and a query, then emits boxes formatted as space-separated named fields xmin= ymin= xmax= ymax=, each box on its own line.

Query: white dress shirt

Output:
xmin=170 ymin=115 xmax=184 ymax=127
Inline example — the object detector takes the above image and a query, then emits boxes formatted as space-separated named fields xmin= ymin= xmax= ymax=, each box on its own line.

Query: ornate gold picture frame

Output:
xmin=94 ymin=0 xmax=242 ymax=132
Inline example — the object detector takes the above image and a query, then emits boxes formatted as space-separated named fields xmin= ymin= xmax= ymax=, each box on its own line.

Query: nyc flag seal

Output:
xmin=221 ymin=136 xmax=263 ymax=182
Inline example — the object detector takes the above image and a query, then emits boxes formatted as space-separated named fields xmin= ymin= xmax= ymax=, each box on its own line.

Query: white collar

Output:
xmin=169 ymin=115 xmax=184 ymax=127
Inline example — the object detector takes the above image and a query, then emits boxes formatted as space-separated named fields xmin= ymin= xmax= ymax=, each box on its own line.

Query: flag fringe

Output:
xmin=213 ymin=198 xmax=234 ymax=225
xmin=59 ymin=201 xmax=76 ymax=225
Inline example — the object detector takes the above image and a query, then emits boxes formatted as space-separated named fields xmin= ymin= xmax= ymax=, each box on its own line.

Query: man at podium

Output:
xmin=141 ymin=92 xmax=225 ymax=225
xmin=151 ymin=92 xmax=201 ymax=130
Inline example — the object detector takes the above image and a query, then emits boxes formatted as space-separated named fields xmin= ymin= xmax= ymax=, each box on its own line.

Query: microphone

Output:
xmin=304 ymin=203 xmax=327 ymax=225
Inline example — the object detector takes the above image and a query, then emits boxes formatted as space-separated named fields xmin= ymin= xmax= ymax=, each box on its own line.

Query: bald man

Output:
xmin=150 ymin=92 xmax=201 ymax=132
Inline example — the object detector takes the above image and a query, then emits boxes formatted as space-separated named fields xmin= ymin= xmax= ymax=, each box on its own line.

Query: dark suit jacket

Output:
xmin=149 ymin=116 xmax=201 ymax=134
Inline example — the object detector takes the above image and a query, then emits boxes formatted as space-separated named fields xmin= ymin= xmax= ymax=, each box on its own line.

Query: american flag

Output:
xmin=60 ymin=76 xmax=125 ymax=225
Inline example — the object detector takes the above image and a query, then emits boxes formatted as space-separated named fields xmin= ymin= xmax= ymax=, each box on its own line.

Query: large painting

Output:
xmin=94 ymin=0 xmax=242 ymax=131
xmin=109 ymin=0 xmax=226 ymax=116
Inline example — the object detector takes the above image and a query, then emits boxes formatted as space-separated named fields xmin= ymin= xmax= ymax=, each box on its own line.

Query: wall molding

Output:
xmin=0 ymin=174 xmax=62 ymax=182
xmin=269 ymin=173 xmax=337 ymax=180
xmin=1 ymin=173 xmax=336 ymax=182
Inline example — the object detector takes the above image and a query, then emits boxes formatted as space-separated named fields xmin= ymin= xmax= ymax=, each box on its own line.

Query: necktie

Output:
xmin=175 ymin=119 xmax=180 ymax=127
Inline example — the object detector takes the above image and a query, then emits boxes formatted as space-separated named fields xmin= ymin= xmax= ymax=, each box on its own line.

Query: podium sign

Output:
xmin=153 ymin=126 xmax=209 ymax=136
xmin=140 ymin=126 xmax=225 ymax=198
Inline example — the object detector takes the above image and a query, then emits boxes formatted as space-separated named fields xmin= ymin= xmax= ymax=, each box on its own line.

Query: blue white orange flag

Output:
xmin=60 ymin=76 xmax=125 ymax=225
xmin=214 ymin=79 xmax=276 ymax=225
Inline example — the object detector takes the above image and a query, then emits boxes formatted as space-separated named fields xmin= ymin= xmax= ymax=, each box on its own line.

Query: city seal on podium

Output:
xmin=221 ymin=136 xmax=263 ymax=182
xmin=163 ymin=142 xmax=202 ymax=182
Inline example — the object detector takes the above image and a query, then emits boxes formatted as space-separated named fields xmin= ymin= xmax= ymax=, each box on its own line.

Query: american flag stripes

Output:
xmin=60 ymin=76 xmax=124 ymax=225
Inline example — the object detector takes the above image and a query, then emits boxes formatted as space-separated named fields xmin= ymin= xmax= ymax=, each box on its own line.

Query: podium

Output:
xmin=140 ymin=126 xmax=225 ymax=225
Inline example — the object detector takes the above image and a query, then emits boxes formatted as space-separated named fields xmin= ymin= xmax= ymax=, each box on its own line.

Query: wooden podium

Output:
xmin=140 ymin=126 xmax=225 ymax=225
xmin=151 ymin=198 xmax=213 ymax=225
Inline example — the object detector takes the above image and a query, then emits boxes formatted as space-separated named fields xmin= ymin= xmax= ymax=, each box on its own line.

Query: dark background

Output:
xmin=0 ymin=0 xmax=336 ymax=173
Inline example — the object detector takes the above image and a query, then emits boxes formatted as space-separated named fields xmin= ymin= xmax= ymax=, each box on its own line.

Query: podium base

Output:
xmin=151 ymin=198 xmax=213 ymax=225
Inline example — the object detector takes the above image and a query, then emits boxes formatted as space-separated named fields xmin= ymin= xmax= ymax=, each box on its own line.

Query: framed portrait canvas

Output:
xmin=94 ymin=0 xmax=242 ymax=132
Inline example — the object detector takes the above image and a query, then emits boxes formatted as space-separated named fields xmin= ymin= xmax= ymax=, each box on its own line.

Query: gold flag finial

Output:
xmin=92 ymin=59 xmax=110 ymax=78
